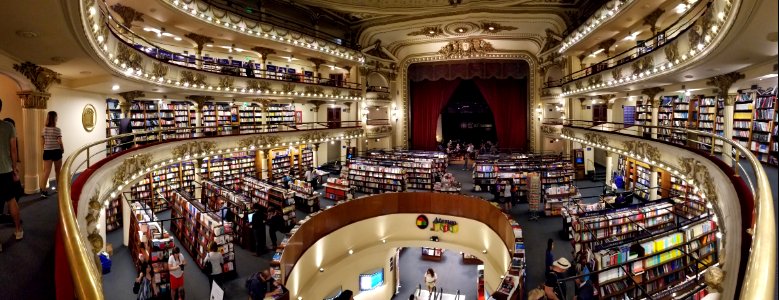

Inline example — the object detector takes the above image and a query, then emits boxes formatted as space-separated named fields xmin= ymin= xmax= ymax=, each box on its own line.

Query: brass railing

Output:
xmin=552 ymin=119 xmax=776 ymax=300
xmin=58 ymin=121 xmax=363 ymax=299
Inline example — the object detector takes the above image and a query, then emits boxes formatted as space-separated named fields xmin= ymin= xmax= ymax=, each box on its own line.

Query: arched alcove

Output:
xmin=367 ymin=72 xmax=389 ymax=88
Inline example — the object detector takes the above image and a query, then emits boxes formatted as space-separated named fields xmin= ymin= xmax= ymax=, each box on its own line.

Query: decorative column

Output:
xmin=184 ymin=33 xmax=214 ymax=69
xmin=312 ymin=143 xmax=320 ymax=167
xmin=260 ymin=151 xmax=269 ymax=180
xmin=642 ymin=87 xmax=664 ymax=139
xmin=598 ymin=39 xmax=617 ymax=57
xmin=308 ymin=100 xmax=326 ymax=122
xmin=118 ymin=90 xmax=144 ymax=117
xmin=707 ymin=72 xmax=744 ymax=166
xmin=13 ymin=62 xmax=61 ymax=194
xmin=186 ymin=95 xmax=213 ymax=136
xmin=252 ymin=47 xmax=276 ymax=78
xmin=309 ymin=58 xmax=326 ymax=83
xmin=650 ymin=167 xmax=659 ymax=201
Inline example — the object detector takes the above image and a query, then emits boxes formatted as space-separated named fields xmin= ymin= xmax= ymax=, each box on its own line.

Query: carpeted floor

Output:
xmin=393 ymin=247 xmax=478 ymax=299
xmin=1 ymin=162 xmax=777 ymax=300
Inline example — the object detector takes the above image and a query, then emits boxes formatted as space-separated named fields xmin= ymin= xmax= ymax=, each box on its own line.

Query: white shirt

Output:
xmin=305 ymin=170 xmax=314 ymax=181
xmin=425 ymin=273 xmax=437 ymax=283
xmin=205 ymin=251 xmax=224 ymax=275
xmin=503 ymin=184 xmax=512 ymax=197
xmin=168 ymin=253 xmax=184 ymax=278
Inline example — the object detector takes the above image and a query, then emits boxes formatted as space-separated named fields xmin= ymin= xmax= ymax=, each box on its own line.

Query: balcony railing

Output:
xmin=57 ymin=121 xmax=364 ymax=299
xmin=545 ymin=0 xmax=710 ymax=88
xmin=551 ymin=119 xmax=775 ymax=300
xmin=367 ymin=86 xmax=390 ymax=93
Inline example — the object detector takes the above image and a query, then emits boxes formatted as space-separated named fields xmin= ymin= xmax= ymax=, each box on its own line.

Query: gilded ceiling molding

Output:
xmin=438 ymin=38 xmax=497 ymax=58
xmin=386 ymin=34 xmax=543 ymax=54
xmin=631 ymin=55 xmax=654 ymax=76
xmin=305 ymin=86 xmax=325 ymax=95
xmin=171 ymin=141 xmax=217 ymax=158
xmin=246 ymin=80 xmax=271 ymax=92
xmin=399 ymin=51 xmax=538 ymax=149
xmin=109 ymin=3 xmax=144 ymax=30
xmin=407 ymin=26 xmax=444 ymax=38
xmin=299 ymin=132 xmax=330 ymax=143
xmin=621 ymin=140 xmax=661 ymax=162
xmin=12 ymin=61 xmax=61 ymax=93
xmin=541 ymin=125 xmax=558 ymax=135
xmin=365 ymin=40 xmax=394 ymax=60
xmin=329 ymin=88 xmax=343 ymax=97
xmin=706 ymin=72 xmax=744 ymax=104
xmin=610 ymin=67 xmax=623 ymax=82
xmin=238 ymin=135 xmax=281 ymax=148
xmin=180 ymin=70 xmax=207 ymax=86
xmin=282 ymin=82 xmax=296 ymax=93
xmin=366 ymin=125 xmax=393 ymax=138
xmin=111 ymin=153 xmax=153 ymax=186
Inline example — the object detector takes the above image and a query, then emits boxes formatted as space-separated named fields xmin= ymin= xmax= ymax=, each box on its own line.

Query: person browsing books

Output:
xmin=544 ymin=257 xmax=571 ymax=300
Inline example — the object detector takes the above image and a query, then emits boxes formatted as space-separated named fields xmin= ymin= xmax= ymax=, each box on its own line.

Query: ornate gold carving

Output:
xmin=238 ymin=135 xmax=282 ymax=148
xmin=152 ymin=61 xmax=168 ymax=78
xmin=704 ymin=266 xmax=725 ymax=293
xmin=282 ymin=82 xmax=296 ymax=93
xmin=621 ymin=140 xmax=661 ymax=162
xmin=180 ymin=71 xmax=206 ymax=86
xmin=598 ymin=39 xmax=617 ymax=56
xmin=438 ymin=38 xmax=496 ymax=58
xmin=575 ymin=80 xmax=583 ymax=90
xmin=85 ymin=190 xmax=102 ymax=228
xmin=706 ymin=72 xmax=744 ymax=103
xmin=247 ymin=80 xmax=270 ymax=92
xmin=611 ymin=67 xmax=623 ymax=81
xmin=116 ymin=44 xmax=143 ymax=70
xmin=407 ymin=26 xmax=444 ymax=37
xmin=329 ymin=88 xmax=342 ymax=97
xmin=632 ymin=55 xmax=654 ymax=75
xmin=345 ymin=129 xmax=364 ymax=137
xmin=82 ymin=104 xmax=96 ymax=132
xmin=365 ymin=40 xmax=392 ymax=60
xmin=87 ymin=230 xmax=104 ymax=255
xmin=184 ymin=33 xmax=214 ymax=53
xmin=118 ymin=90 xmax=145 ymax=102
xmin=641 ymin=87 xmax=665 ymax=108
xmin=664 ymin=41 xmax=679 ymax=62
xmin=366 ymin=125 xmax=392 ymax=137
xmin=349 ymin=90 xmax=362 ymax=98
xmin=251 ymin=47 xmax=276 ymax=59
xmin=305 ymin=86 xmax=324 ymax=95
xmin=584 ymin=132 xmax=609 ymax=146
xmin=541 ymin=125 xmax=558 ymax=135
xmin=299 ymin=131 xmax=330 ymax=142
xmin=307 ymin=100 xmax=326 ymax=112
xmin=643 ymin=8 xmax=665 ymax=35
xmin=110 ymin=3 xmax=144 ymax=29
xmin=561 ymin=128 xmax=574 ymax=137
xmin=112 ymin=153 xmax=153 ymax=186
xmin=308 ymin=58 xmax=326 ymax=72
xmin=218 ymin=76 xmax=234 ymax=89
xmin=171 ymin=141 xmax=216 ymax=158
xmin=588 ymin=74 xmax=602 ymax=87
xmin=16 ymin=91 xmax=51 ymax=109
xmin=677 ymin=157 xmax=719 ymax=211
xmin=12 ymin=61 xmax=61 ymax=93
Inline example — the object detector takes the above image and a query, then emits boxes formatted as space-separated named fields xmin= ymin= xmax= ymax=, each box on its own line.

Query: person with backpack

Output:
xmin=246 ymin=268 xmax=282 ymax=300
xmin=203 ymin=242 xmax=224 ymax=286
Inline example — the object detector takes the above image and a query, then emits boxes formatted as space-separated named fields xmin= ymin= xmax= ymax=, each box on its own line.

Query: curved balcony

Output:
xmin=544 ymin=0 xmax=740 ymax=97
xmin=551 ymin=119 xmax=775 ymax=300
xmin=56 ymin=121 xmax=364 ymax=299
xmin=80 ymin=2 xmax=364 ymax=100
xmin=158 ymin=0 xmax=363 ymax=63
xmin=280 ymin=193 xmax=519 ymax=298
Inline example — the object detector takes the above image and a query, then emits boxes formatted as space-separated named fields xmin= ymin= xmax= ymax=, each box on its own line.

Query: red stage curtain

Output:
xmin=410 ymin=79 xmax=461 ymax=150
xmin=474 ymin=78 xmax=528 ymax=150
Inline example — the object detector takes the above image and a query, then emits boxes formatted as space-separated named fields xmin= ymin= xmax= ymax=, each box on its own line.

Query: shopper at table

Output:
xmin=305 ymin=167 xmax=316 ymax=189
xmin=168 ymin=246 xmax=186 ymax=298
xmin=544 ymin=258 xmax=571 ymax=300
xmin=0 ymin=99 xmax=23 ymax=242
xmin=246 ymin=268 xmax=282 ymax=300
xmin=251 ymin=204 xmax=269 ymax=255
xmin=40 ymin=111 xmax=64 ymax=198
xmin=204 ymin=242 xmax=224 ymax=285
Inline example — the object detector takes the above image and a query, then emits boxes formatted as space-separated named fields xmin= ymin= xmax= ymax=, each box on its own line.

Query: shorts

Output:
xmin=43 ymin=149 xmax=63 ymax=161
xmin=0 ymin=172 xmax=18 ymax=202
xmin=170 ymin=274 xmax=184 ymax=292
xmin=426 ymin=282 xmax=436 ymax=290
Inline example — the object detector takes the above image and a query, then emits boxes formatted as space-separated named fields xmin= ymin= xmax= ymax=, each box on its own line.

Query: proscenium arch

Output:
xmin=399 ymin=54 xmax=537 ymax=150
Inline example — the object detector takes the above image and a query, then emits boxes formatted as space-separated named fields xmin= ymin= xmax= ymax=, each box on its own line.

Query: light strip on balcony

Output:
xmin=162 ymin=0 xmax=364 ymax=64
xmin=558 ymin=0 xmax=635 ymax=54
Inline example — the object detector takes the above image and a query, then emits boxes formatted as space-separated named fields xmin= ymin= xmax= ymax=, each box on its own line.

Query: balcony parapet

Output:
xmin=81 ymin=2 xmax=364 ymax=101
xmin=558 ymin=0 xmax=638 ymax=54
xmin=365 ymin=124 xmax=393 ymax=138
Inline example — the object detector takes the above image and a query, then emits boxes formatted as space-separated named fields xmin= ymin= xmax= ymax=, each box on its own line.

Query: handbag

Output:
xmin=204 ymin=253 xmax=213 ymax=273
xmin=133 ymin=281 xmax=141 ymax=294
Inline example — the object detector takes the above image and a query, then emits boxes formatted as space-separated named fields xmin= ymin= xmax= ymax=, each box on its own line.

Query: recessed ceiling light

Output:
xmin=457 ymin=28 xmax=464 ymax=33
xmin=79 ymin=71 xmax=92 ymax=75
xmin=428 ymin=30 xmax=435 ymax=34
xmin=112 ymin=84 xmax=120 ymax=91
xmin=488 ymin=26 xmax=495 ymax=31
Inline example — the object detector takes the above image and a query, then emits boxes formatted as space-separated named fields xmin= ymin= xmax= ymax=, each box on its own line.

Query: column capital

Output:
xmin=110 ymin=3 xmax=144 ymax=29
xmin=251 ymin=46 xmax=276 ymax=59
xmin=185 ymin=95 xmax=214 ymax=112
xmin=641 ymin=87 xmax=665 ymax=106
xmin=16 ymin=90 xmax=51 ymax=109
xmin=184 ymin=33 xmax=214 ymax=53
xmin=643 ymin=8 xmax=665 ymax=35
xmin=706 ymin=72 xmax=744 ymax=104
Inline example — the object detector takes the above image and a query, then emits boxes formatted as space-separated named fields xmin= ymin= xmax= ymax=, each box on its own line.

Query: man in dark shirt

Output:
xmin=267 ymin=208 xmax=285 ymax=249
xmin=251 ymin=204 xmax=268 ymax=255
xmin=545 ymin=257 xmax=571 ymax=300
xmin=247 ymin=268 xmax=280 ymax=300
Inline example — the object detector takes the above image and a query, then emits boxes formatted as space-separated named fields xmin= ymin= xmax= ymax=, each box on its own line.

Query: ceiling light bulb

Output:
xmin=458 ymin=28 xmax=464 ymax=33
xmin=428 ymin=30 xmax=435 ymax=34
xmin=111 ymin=84 xmax=120 ymax=91
xmin=488 ymin=26 xmax=495 ymax=30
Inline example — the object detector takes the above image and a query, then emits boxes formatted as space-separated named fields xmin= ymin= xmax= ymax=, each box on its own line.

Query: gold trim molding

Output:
xmin=621 ymin=140 xmax=661 ymax=162
xmin=111 ymin=153 xmax=153 ymax=186
xmin=17 ymin=90 xmax=51 ymax=109
xmin=584 ymin=132 xmax=609 ymax=146
xmin=82 ymin=104 xmax=97 ymax=132
xmin=238 ymin=136 xmax=281 ymax=148
xmin=171 ymin=141 xmax=217 ymax=158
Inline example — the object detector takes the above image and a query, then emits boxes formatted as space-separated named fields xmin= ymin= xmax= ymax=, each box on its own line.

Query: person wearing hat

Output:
xmin=545 ymin=257 xmax=571 ymax=300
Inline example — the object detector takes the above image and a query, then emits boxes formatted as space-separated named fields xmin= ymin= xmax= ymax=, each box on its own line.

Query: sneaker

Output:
xmin=15 ymin=230 xmax=23 ymax=240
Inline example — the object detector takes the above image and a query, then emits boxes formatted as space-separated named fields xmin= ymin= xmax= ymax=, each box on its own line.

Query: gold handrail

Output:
xmin=558 ymin=120 xmax=776 ymax=299
xmin=57 ymin=123 xmax=364 ymax=299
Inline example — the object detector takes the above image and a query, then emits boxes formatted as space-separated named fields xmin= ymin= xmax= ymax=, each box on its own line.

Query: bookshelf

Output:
xmin=268 ymin=149 xmax=292 ymax=183
xmin=170 ymin=190 xmax=236 ymax=274
xmin=696 ymin=96 xmax=721 ymax=153
xmin=106 ymin=99 xmax=122 ymax=153
xmin=202 ymin=180 xmax=255 ymax=248
xmin=105 ymin=193 xmax=123 ymax=232
xmin=671 ymin=95 xmax=693 ymax=146
xmin=266 ymin=103 xmax=295 ymax=129
xmin=202 ymin=151 xmax=257 ymax=190
xmin=323 ymin=177 xmax=350 ymax=201
xmin=241 ymin=176 xmax=293 ymax=210
xmin=349 ymin=156 xmax=437 ymax=190
xmin=751 ymin=92 xmax=776 ymax=164
xmin=346 ymin=162 xmax=407 ymax=194
xmin=238 ymin=104 xmax=263 ymax=134
xmin=541 ymin=161 xmax=576 ymax=216
xmin=126 ymin=162 xmax=197 ymax=213
xmin=657 ymin=96 xmax=674 ymax=142
xmin=128 ymin=201 xmax=174 ymax=296
xmin=732 ymin=91 xmax=754 ymax=149
xmin=635 ymin=98 xmax=652 ymax=137
xmin=171 ymin=101 xmax=196 ymax=138
xmin=129 ymin=100 xmax=165 ymax=145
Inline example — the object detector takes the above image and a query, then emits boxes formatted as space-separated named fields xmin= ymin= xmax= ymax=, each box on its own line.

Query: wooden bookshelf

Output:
xmin=657 ymin=96 xmax=674 ymax=142
xmin=346 ymin=162 xmax=407 ymax=194
xmin=751 ymin=92 xmax=776 ymax=164
xmin=349 ymin=156 xmax=437 ymax=190
xmin=541 ymin=161 xmax=576 ymax=216
xmin=268 ymin=149 xmax=292 ymax=184
xmin=171 ymin=101 xmax=195 ymax=138
xmin=238 ymin=103 xmax=263 ymax=134
xmin=128 ymin=200 xmax=174 ymax=296
xmin=170 ymin=190 xmax=236 ymax=274
xmin=200 ymin=151 xmax=257 ymax=190
xmin=635 ymin=99 xmax=652 ymax=137
xmin=732 ymin=91 xmax=755 ymax=149
xmin=266 ymin=103 xmax=295 ymax=129
xmin=105 ymin=193 xmax=123 ymax=232
xmin=696 ymin=96 xmax=720 ymax=153
xmin=671 ymin=95 xmax=694 ymax=146
xmin=289 ymin=179 xmax=320 ymax=212
xmin=420 ymin=247 xmax=443 ymax=261
xmin=323 ymin=178 xmax=350 ymax=201
xmin=106 ymin=99 xmax=122 ymax=154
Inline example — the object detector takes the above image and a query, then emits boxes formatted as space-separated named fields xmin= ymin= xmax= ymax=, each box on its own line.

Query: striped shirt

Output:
xmin=42 ymin=127 xmax=62 ymax=150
